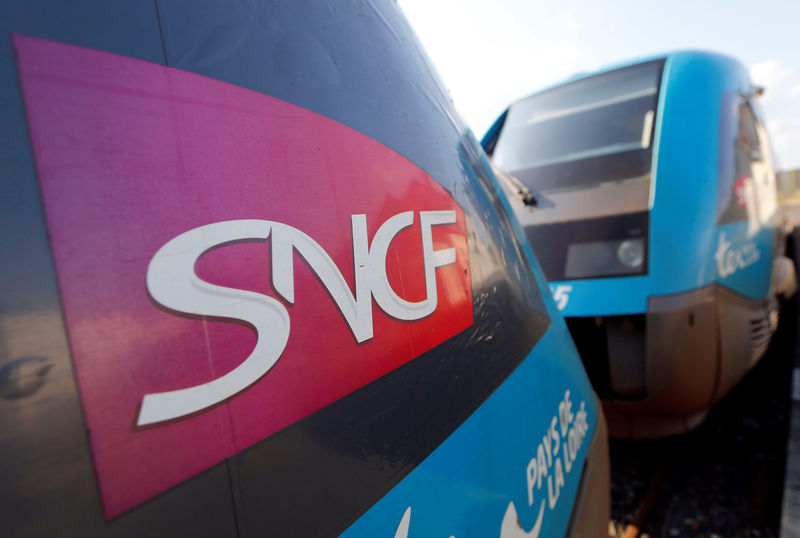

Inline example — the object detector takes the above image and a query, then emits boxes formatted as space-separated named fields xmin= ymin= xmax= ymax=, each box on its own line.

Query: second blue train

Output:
xmin=483 ymin=51 xmax=796 ymax=438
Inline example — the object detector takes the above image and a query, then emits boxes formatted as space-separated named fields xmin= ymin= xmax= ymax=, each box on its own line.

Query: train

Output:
xmin=482 ymin=51 xmax=797 ymax=438
xmin=0 ymin=1 xmax=608 ymax=536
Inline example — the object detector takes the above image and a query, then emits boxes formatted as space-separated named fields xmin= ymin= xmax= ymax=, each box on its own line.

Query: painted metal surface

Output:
xmin=1 ymin=1 xmax=238 ymax=536
xmin=342 ymin=324 xmax=598 ymax=538
xmin=1 ymin=1 xmax=603 ymax=536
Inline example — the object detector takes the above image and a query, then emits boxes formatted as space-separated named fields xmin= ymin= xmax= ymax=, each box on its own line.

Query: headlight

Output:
xmin=565 ymin=238 xmax=646 ymax=279
xmin=617 ymin=239 xmax=644 ymax=268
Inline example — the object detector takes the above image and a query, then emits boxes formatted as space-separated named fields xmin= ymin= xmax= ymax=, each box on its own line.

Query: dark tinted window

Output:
xmin=719 ymin=99 xmax=765 ymax=224
xmin=492 ymin=60 xmax=664 ymax=190
xmin=736 ymin=103 xmax=760 ymax=178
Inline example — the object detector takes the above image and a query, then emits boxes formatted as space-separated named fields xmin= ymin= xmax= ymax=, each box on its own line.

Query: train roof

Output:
xmin=511 ymin=50 xmax=753 ymax=106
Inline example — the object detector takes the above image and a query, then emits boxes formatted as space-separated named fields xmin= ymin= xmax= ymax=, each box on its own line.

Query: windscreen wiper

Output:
xmin=495 ymin=167 xmax=538 ymax=207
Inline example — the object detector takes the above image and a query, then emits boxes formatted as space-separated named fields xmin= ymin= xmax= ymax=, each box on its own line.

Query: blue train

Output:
xmin=0 ymin=1 xmax=608 ymax=536
xmin=483 ymin=51 xmax=796 ymax=438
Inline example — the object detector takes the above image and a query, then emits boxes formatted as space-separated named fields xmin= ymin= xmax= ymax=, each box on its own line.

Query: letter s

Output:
xmin=137 ymin=220 xmax=290 ymax=427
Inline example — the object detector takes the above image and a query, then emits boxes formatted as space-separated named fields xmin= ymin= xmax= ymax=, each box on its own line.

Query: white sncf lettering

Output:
xmin=138 ymin=210 xmax=457 ymax=426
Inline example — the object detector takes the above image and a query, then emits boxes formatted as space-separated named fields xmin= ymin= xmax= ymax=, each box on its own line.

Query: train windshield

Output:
xmin=491 ymin=59 xmax=664 ymax=192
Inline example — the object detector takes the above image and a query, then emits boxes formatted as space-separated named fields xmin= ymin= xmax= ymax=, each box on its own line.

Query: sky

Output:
xmin=399 ymin=0 xmax=800 ymax=170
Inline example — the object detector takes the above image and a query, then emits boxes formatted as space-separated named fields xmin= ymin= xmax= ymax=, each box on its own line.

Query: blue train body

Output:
xmin=484 ymin=51 xmax=794 ymax=438
xmin=558 ymin=52 xmax=773 ymax=313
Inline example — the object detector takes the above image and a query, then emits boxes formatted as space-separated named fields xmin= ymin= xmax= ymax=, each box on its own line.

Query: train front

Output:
xmin=1 ymin=1 xmax=611 ymax=536
xmin=484 ymin=52 xmax=791 ymax=438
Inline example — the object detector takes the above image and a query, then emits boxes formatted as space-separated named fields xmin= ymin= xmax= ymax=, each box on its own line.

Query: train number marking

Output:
xmin=550 ymin=285 xmax=573 ymax=311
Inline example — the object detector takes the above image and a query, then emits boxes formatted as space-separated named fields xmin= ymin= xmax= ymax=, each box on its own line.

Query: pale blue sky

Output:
xmin=400 ymin=0 xmax=800 ymax=169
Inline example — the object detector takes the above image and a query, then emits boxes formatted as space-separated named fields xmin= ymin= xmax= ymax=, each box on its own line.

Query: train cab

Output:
xmin=483 ymin=51 xmax=796 ymax=438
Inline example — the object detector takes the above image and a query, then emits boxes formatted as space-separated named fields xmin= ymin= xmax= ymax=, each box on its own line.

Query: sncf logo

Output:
xmin=141 ymin=211 xmax=458 ymax=426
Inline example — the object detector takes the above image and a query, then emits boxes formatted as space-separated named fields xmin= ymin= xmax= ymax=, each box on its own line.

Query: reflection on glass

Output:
xmin=493 ymin=60 xmax=663 ymax=181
